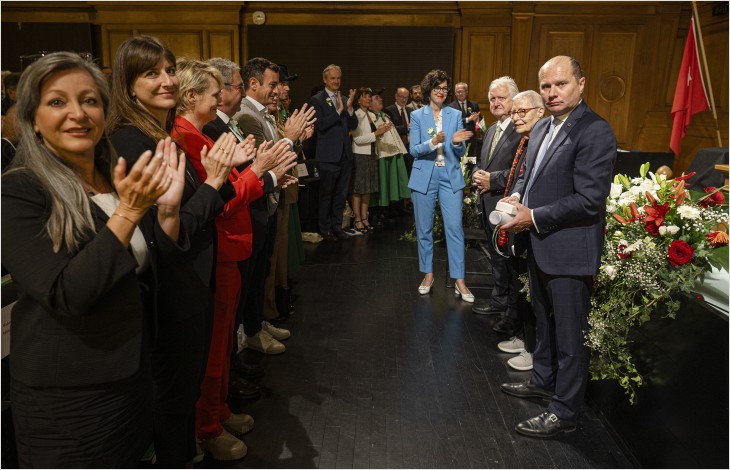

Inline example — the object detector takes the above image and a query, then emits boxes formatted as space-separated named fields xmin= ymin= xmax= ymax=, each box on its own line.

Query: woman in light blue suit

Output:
xmin=408 ymin=69 xmax=474 ymax=302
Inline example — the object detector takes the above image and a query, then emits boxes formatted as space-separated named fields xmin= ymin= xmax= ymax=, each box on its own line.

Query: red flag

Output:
xmin=670 ymin=16 xmax=710 ymax=156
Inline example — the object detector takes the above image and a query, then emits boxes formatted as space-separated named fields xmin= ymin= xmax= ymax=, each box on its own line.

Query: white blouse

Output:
xmin=91 ymin=193 xmax=150 ymax=274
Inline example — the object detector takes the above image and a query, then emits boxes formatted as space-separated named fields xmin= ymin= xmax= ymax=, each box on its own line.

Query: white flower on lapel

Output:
xmin=467 ymin=107 xmax=472 ymax=113
xmin=326 ymin=97 xmax=333 ymax=107
xmin=427 ymin=127 xmax=436 ymax=137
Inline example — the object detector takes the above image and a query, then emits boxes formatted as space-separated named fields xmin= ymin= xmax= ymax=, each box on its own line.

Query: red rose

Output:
xmin=699 ymin=187 xmax=726 ymax=208
xmin=645 ymin=221 xmax=660 ymax=236
xmin=668 ymin=240 xmax=694 ymax=266
xmin=617 ymin=243 xmax=631 ymax=259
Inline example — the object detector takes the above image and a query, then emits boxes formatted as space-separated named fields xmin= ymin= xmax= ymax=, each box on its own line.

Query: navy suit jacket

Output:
xmin=512 ymin=101 xmax=616 ymax=276
xmin=448 ymin=99 xmax=480 ymax=134
xmin=309 ymin=90 xmax=358 ymax=163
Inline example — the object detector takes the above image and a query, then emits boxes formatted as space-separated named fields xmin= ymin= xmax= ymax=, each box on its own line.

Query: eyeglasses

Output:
xmin=433 ymin=86 xmax=450 ymax=93
xmin=225 ymin=82 xmax=244 ymax=92
xmin=510 ymin=107 xmax=539 ymax=118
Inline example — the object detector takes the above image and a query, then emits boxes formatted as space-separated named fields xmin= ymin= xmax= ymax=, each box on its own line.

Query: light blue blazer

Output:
xmin=407 ymin=105 xmax=467 ymax=194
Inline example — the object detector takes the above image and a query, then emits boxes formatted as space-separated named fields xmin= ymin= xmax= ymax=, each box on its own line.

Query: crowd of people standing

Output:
xmin=2 ymin=34 xmax=616 ymax=467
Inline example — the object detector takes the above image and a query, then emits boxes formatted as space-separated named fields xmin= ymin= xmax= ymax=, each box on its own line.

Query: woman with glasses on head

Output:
xmin=1 ymin=51 xmax=184 ymax=468
xmin=408 ymin=69 xmax=474 ymax=301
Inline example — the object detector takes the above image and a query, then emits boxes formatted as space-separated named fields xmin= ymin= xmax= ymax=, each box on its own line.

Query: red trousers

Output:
xmin=195 ymin=261 xmax=239 ymax=439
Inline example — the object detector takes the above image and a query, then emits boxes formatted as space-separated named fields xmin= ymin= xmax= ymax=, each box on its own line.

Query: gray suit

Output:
xmin=234 ymin=97 xmax=278 ymax=147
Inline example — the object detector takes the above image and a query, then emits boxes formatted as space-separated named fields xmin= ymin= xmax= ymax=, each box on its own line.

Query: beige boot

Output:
xmin=197 ymin=429 xmax=247 ymax=461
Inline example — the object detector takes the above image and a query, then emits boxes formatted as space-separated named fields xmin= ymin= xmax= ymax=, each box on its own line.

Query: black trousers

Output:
xmin=151 ymin=307 xmax=208 ymax=467
xmin=317 ymin=159 xmax=352 ymax=234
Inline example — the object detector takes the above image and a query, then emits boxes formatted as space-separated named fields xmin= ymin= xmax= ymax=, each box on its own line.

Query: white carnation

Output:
xmin=658 ymin=226 xmax=667 ymax=235
xmin=603 ymin=265 xmax=617 ymax=279
xmin=666 ymin=225 xmax=680 ymax=235
xmin=677 ymin=206 xmax=700 ymax=220
xmin=610 ymin=183 xmax=623 ymax=199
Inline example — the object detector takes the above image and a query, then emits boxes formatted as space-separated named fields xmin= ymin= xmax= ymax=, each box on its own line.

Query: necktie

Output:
xmin=524 ymin=118 xmax=558 ymax=206
xmin=488 ymin=126 xmax=502 ymax=161
xmin=399 ymin=107 xmax=409 ymax=145
xmin=461 ymin=102 xmax=467 ymax=114
xmin=331 ymin=93 xmax=339 ymax=108
xmin=227 ymin=119 xmax=244 ymax=141
xmin=263 ymin=112 xmax=278 ymax=140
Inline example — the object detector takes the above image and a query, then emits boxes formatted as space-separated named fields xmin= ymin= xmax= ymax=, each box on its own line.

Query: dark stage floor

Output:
xmin=199 ymin=214 xmax=634 ymax=469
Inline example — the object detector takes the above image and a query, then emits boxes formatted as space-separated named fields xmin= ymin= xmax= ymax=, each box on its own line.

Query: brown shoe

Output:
xmin=246 ymin=330 xmax=286 ymax=354
xmin=222 ymin=413 xmax=255 ymax=436
xmin=262 ymin=321 xmax=291 ymax=341
xmin=198 ymin=429 xmax=247 ymax=461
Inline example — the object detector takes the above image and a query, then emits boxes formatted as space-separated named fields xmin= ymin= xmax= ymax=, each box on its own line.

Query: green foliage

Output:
xmin=588 ymin=164 xmax=729 ymax=404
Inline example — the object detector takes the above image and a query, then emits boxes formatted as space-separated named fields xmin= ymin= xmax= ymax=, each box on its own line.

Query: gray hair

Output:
xmin=207 ymin=57 xmax=240 ymax=88
xmin=539 ymin=55 xmax=584 ymax=81
xmin=322 ymin=64 xmax=341 ymax=79
xmin=488 ymin=76 xmax=519 ymax=99
xmin=454 ymin=82 xmax=468 ymax=91
xmin=512 ymin=90 xmax=544 ymax=108
xmin=11 ymin=51 xmax=116 ymax=253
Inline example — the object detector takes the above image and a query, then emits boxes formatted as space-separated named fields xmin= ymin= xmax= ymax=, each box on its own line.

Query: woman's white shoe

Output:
xmin=418 ymin=278 xmax=434 ymax=295
xmin=455 ymin=285 xmax=475 ymax=303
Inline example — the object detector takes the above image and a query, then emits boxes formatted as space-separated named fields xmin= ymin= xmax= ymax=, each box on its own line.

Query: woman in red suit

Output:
xmin=171 ymin=58 xmax=295 ymax=460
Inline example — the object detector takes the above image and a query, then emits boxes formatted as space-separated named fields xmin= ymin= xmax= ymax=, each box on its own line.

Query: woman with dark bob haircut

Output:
xmin=407 ymin=69 xmax=475 ymax=302
xmin=1 ymin=51 xmax=185 ymax=467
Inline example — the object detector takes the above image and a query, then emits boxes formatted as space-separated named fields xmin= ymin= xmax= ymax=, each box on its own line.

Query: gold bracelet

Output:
xmin=112 ymin=212 xmax=136 ymax=225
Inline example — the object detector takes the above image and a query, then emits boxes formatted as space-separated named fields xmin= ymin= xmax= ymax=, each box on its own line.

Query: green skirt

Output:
xmin=287 ymin=202 xmax=304 ymax=277
xmin=374 ymin=154 xmax=411 ymax=207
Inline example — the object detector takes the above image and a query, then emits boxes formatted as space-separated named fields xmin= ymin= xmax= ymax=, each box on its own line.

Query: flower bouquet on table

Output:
xmin=587 ymin=162 xmax=729 ymax=404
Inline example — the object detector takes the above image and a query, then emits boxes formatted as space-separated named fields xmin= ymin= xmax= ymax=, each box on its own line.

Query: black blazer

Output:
xmin=111 ymin=126 xmax=232 ymax=317
xmin=309 ymin=90 xmax=358 ymax=163
xmin=384 ymin=104 xmax=409 ymax=141
xmin=1 ymin=170 xmax=183 ymax=387
xmin=448 ymin=99 xmax=480 ymax=134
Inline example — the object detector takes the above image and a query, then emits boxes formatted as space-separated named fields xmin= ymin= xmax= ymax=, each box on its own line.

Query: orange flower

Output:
xmin=706 ymin=231 xmax=729 ymax=248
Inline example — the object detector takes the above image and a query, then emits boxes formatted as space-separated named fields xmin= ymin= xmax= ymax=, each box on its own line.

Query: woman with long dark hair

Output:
xmin=1 ymin=51 xmax=184 ymax=468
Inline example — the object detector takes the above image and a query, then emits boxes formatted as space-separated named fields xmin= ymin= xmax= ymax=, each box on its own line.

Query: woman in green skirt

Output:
xmin=369 ymin=92 xmax=411 ymax=208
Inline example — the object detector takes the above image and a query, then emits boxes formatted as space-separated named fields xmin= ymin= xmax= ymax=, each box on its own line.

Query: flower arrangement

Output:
xmin=586 ymin=162 xmax=729 ymax=404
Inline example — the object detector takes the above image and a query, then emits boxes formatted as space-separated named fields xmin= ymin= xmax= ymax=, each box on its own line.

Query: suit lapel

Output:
xmin=480 ymin=124 xmax=495 ymax=168
xmin=242 ymin=99 xmax=276 ymax=142
xmin=531 ymin=102 xmax=586 ymax=182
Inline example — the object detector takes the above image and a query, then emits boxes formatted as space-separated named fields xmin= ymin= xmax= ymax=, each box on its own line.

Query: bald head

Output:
xmin=538 ymin=55 xmax=585 ymax=118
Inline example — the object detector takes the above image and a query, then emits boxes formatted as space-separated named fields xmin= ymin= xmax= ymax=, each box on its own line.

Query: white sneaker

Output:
xmin=498 ymin=336 xmax=525 ymax=354
xmin=246 ymin=330 xmax=285 ymax=354
xmin=262 ymin=321 xmax=291 ymax=341
xmin=507 ymin=351 xmax=533 ymax=371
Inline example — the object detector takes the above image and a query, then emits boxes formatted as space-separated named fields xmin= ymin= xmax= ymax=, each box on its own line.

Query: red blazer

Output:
xmin=172 ymin=116 xmax=264 ymax=261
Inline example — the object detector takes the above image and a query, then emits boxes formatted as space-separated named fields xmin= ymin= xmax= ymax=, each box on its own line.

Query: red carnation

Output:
xmin=617 ymin=243 xmax=631 ymax=259
xmin=706 ymin=231 xmax=729 ymax=248
xmin=668 ymin=240 xmax=694 ymax=266
xmin=699 ymin=187 xmax=726 ymax=208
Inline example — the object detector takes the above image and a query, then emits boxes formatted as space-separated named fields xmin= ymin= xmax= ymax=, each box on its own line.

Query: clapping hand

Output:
xmin=251 ymin=140 xmax=291 ymax=177
xmin=277 ymin=173 xmax=299 ymax=189
xmin=451 ymin=129 xmax=474 ymax=145
xmin=114 ymin=137 xmax=178 ymax=221
xmin=284 ymin=104 xmax=317 ymax=142
xmin=201 ymin=133 xmax=237 ymax=190
xmin=155 ymin=138 xmax=186 ymax=209
xmin=431 ymin=131 xmax=446 ymax=146
xmin=466 ymin=111 xmax=480 ymax=123
xmin=231 ymin=134 xmax=257 ymax=167
xmin=346 ymin=88 xmax=356 ymax=111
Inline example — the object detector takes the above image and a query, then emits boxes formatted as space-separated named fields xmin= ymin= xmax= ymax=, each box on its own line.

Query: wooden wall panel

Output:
xmin=590 ymin=29 xmax=637 ymax=146
xmin=2 ymin=1 xmax=726 ymax=174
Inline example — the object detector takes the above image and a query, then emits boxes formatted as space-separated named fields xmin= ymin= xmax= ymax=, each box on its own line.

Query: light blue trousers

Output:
xmin=411 ymin=166 xmax=465 ymax=279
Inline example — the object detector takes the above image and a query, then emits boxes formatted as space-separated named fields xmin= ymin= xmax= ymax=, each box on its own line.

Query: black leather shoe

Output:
xmin=237 ymin=361 xmax=265 ymax=380
xmin=332 ymin=230 xmax=350 ymax=241
xmin=321 ymin=232 xmax=337 ymax=242
xmin=471 ymin=302 xmax=504 ymax=315
xmin=500 ymin=381 xmax=553 ymax=399
xmin=229 ymin=377 xmax=261 ymax=400
xmin=493 ymin=316 xmax=520 ymax=334
xmin=515 ymin=411 xmax=577 ymax=439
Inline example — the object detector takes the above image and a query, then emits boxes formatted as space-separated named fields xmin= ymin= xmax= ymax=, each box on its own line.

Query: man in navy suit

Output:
xmin=309 ymin=64 xmax=358 ymax=241
xmin=448 ymin=82 xmax=480 ymax=156
xmin=499 ymin=56 xmax=616 ymax=438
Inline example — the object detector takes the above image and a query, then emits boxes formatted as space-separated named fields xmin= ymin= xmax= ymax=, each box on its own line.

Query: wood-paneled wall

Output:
xmin=2 ymin=1 xmax=727 ymax=173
